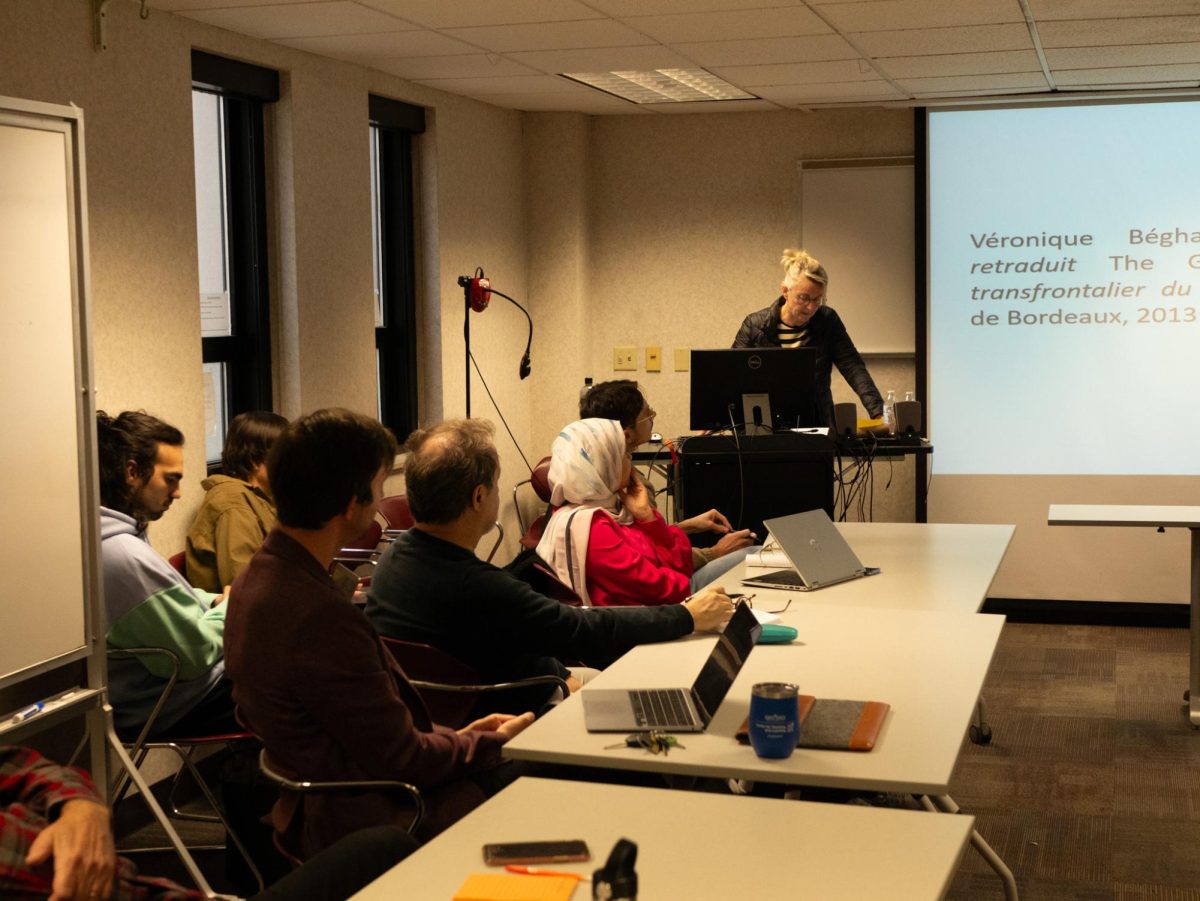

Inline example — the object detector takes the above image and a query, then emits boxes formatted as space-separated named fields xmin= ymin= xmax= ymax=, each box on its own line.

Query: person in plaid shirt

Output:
xmin=0 ymin=745 xmax=415 ymax=900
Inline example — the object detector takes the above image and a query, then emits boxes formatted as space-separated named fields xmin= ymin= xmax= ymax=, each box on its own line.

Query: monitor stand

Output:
xmin=741 ymin=393 xmax=773 ymax=436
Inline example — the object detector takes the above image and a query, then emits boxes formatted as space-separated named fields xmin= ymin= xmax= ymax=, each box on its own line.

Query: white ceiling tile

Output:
xmin=414 ymin=74 xmax=583 ymax=95
xmin=278 ymin=29 xmax=477 ymax=59
xmin=1030 ymin=0 xmax=1200 ymax=20
xmin=755 ymin=81 xmax=905 ymax=102
xmin=897 ymin=71 xmax=1050 ymax=92
xmin=506 ymin=45 xmax=697 ymax=73
xmin=440 ymin=19 xmax=654 ymax=53
xmin=1047 ymin=42 xmax=1200 ymax=69
xmin=149 ymin=0 xmax=1200 ymax=114
xmin=356 ymin=0 xmax=600 ymax=28
xmin=628 ymin=7 xmax=831 ymax=42
xmin=1039 ymin=16 xmax=1200 ymax=48
xmin=368 ymin=54 xmax=541 ymax=79
xmin=179 ymin=1 xmax=410 ymax=39
xmin=1052 ymin=63 xmax=1200 ymax=85
xmin=713 ymin=59 xmax=884 ymax=86
xmin=854 ymin=23 xmax=1033 ymax=56
xmin=674 ymin=34 xmax=860 ymax=67
xmin=816 ymin=0 xmax=1024 ymax=32
xmin=587 ymin=0 xmax=813 ymax=15
xmin=879 ymin=49 xmax=1041 ymax=78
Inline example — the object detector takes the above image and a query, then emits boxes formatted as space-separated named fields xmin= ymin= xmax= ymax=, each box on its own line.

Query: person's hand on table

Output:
xmin=618 ymin=470 xmax=656 ymax=523
xmin=26 ymin=798 xmax=116 ymax=901
xmin=677 ymin=508 xmax=733 ymax=535
xmin=458 ymin=712 xmax=536 ymax=742
xmin=683 ymin=586 xmax=735 ymax=633
xmin=565 ymin=675 xmax=583 ymax=693
xmin=709 ymin=528 xmax=755 ymax=558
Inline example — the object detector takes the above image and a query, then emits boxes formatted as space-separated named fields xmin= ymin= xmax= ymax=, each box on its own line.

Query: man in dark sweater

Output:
xmin=365 ymin=418 xmax=734 ymax=714
xmin=226 ymin=409 xmax=533 ymax=857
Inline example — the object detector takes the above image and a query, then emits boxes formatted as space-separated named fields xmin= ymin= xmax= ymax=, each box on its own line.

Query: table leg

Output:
xmin=969 ymin=695 xmax=993 ymax=745
xmin=924 ymin=794 xmax=1019 ymax=901
xmin=1190 ymin=529 xmax=1200 ymax=728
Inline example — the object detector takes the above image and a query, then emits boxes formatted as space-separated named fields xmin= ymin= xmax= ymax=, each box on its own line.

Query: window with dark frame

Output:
xmin=192 ymin=50 xmax=278 ymax=466
xmin=369 ymin=94 xmax=425 ymax=441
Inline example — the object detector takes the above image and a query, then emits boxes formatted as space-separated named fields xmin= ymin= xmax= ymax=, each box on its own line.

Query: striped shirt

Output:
xmin=775 ymin=321 xmax=810 ymax=348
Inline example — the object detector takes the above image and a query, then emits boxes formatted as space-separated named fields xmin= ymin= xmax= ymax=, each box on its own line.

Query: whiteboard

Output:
xmin=0 ymin=100 xmax=99 ymax=688
xmin=799 ymin=159 xmax=915 ymax=354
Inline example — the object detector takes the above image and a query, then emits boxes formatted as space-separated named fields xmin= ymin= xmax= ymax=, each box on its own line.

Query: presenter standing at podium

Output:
xmin=733 ymin=248 xmax=883 ymax=427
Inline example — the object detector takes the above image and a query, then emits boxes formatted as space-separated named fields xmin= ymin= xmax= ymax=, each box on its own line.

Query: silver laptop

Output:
xmin=582 ymin=602 xmax=761 ymax=733
xmin=740 ymin=509 xmax=867 ymax=592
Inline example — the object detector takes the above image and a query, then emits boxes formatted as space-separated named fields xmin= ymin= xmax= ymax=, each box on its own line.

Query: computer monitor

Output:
xmin=689 ymin=348 xmax=819 ymax=432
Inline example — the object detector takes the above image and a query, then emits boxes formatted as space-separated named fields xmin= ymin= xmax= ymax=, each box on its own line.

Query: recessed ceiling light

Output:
xmin=562 ymin=68 xmax=756 ymax=104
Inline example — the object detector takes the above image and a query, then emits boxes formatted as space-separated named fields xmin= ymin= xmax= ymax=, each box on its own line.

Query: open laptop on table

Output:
xmin=741 ymin=509 xmax=867 ymax=592
xmin=582 ymin=601 xmax=761 ymax=733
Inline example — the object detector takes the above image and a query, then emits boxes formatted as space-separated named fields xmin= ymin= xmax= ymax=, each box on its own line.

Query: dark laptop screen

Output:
xmin=691 ymin=602 xmax=761 ymax=719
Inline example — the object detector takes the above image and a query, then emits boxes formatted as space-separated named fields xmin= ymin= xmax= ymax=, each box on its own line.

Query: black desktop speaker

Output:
xmin=894 ymin=400 xmax=922 ymax=437
xmin=833 ymin=402 xmax=857 ymax=439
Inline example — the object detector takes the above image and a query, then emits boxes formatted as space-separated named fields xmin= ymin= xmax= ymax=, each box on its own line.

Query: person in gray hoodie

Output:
xmin=97 ymin=411 xmax=235 ymax=738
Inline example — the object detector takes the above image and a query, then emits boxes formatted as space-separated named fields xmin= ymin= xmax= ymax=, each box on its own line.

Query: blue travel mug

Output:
xmin=749 ymin=682 xmax=800 ymax=759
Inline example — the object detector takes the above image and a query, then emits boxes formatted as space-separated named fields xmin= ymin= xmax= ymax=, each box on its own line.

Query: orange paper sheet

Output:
xmin=453 ymin=872 xmax=578 ymax=901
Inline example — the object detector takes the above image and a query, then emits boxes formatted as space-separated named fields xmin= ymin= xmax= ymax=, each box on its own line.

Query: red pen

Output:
xmin=504 ymin=865 xmax=590 ymax=882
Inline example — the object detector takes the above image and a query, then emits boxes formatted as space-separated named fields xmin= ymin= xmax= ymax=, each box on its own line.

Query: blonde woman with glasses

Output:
xmin=733 ymin=248 xmax=883 ymax=427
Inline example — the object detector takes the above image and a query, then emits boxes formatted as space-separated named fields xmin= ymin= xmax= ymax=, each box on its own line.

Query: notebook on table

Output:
xmin=735 ymin=696 xmax=891 ymax=751
xmin=582 ymin=601 xmax=762 ymax=733
xmin=740 ymin=509 xmax=866 ymax=592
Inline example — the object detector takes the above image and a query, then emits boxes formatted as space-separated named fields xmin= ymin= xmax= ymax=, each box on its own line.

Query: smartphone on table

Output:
xmin=482 ymin=840 xmax=591 ymax=866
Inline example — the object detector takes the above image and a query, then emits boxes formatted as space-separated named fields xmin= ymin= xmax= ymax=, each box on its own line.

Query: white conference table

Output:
xmin=1048 ymin=504 xmax=1200 ymax=726
xmin=734 ymin=521 xmax=1014 ymax=743
xmin=351 ymin=777 xmax=975 ymax=901
xmin=733 ymin=521 xmax=1015 ymax=614
xmin=504 ymin=603 xmax=1017 ymax=899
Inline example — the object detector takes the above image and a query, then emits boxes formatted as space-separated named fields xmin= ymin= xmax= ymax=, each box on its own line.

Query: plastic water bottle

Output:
xmin=883 ymin=390 xmax=896 ymax=432
xmin=904 ymin=390 xmax=915 ymax=403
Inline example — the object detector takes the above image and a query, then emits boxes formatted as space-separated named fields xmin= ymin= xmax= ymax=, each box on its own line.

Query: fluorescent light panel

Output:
xmin=563 ymin=68 xmax=755 ymax=104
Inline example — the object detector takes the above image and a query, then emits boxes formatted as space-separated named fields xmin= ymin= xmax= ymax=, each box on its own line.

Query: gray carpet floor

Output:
xmin=946 ymin=622 xmax=1200 ymax=900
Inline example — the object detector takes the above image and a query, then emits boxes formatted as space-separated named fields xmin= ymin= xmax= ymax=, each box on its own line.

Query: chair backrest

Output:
xmin=518 ymin=513 xmax=548 ymax=551
xmin=529 ymin=456 xmax=552 ymax=503
xmin=168 ymin=551 xmax=187 ymax=578
xmin=344 ymin=519 xmax=383 ymax=553
xmin=380 ymin=495 xmax=414 ymax=531
xmin=379 ymin=636 xmax=483 ymax=728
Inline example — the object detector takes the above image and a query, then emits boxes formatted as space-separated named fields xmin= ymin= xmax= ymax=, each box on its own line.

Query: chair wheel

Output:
xmin=969 ymin=724 xmax=993 ymax=745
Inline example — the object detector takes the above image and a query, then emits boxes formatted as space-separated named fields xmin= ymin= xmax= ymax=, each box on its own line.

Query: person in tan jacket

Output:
xmin=186 ymin=410 xmax=288 ymax=592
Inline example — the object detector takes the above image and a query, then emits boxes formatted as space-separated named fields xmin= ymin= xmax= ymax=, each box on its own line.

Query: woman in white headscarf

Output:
xmin=536 ymin=418 xmax=696 ymax=607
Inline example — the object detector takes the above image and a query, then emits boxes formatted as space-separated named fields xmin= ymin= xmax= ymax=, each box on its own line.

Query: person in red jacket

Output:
xmin=537 ymin=418 xmax=733 ymax=607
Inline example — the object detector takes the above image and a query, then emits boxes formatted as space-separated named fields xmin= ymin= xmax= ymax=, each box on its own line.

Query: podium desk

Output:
xmin=351 ymin=778 xmax=974 ymax=901
xmin=1048 ymin=504 xmax=1200 ymax=726
xmin=736 ymin=522 xmax=1015 ymax=615
xmin=674 ymin=433 xmax=836 ymax=538
xmin=504 ymin=604 xmax=1017 ymax=899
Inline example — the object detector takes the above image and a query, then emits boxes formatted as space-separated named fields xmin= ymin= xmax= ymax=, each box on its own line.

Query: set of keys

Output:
xmin=604 ymin=731 xmax=684 ymax=755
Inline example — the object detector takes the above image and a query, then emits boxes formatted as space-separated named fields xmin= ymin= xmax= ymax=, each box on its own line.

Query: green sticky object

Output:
xmin=756 ymin=624 xmax=798 ymax=644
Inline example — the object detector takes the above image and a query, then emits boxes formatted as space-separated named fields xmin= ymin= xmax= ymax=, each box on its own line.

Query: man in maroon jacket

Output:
xmin=224 ymin=408 xmax=532 ymax=859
